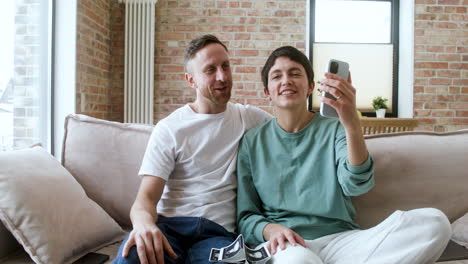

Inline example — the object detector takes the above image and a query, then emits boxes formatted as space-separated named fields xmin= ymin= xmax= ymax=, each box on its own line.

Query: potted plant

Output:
xmin=372 ymin=96 xmax=388 ymax=118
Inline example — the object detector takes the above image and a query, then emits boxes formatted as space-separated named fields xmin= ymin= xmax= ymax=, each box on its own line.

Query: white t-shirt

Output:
xmin=138 ymin=102 xmax=271 ymax=232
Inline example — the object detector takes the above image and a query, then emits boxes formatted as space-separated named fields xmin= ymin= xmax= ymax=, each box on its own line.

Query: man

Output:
xmin=237 ymin=46 xmax=451 ymax=264
xmin=113 ymin=35 xmax=271 ymax=264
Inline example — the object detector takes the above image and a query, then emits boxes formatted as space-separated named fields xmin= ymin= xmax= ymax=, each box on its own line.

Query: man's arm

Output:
xmin=122 ymin=176 xmax=177 ymax=264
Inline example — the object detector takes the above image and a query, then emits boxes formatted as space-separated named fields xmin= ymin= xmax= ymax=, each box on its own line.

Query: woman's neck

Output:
xmin=276 ymin=107 xmax=314 ymax=133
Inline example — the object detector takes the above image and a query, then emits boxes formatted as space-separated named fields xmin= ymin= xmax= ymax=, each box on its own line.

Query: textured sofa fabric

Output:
xmin=354 ymin=130 xmax=468 ymax=229
xmin=62 ymin=114 xmax=153 ymax=228
xmin=1 ymin=114 xmax=467 ymax=263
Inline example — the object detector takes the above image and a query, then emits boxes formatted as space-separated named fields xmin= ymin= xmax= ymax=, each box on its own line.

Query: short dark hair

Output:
xmin=261 ymin=46 xmax=314 ymax=89
xmin=184 ymin=34 xmax=228 ymax=72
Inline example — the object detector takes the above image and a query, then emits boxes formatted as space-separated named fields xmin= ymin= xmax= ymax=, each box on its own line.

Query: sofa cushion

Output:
xmin=62 ymin=114 xmax=153 ymax=228
xmin=353 ymin=130 xmax=468 ymax=228
xmin=0 ymin=146 xmax=125 ymax=264
xmin=453 ymin=213 xmax=468 ymax=248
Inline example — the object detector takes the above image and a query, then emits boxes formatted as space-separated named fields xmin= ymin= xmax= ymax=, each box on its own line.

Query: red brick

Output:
xmin=437 ymin=70 xmax=461 ymax=78
xmin=416 ymin=0 xmax=436 ymax=3
xmin=229 ymin=1 xmax=239 ymax=8
xmin=418 ymin=118 xmax=437 ymax=124
xmin=274 ymin=10 xmax=295 ymax=17
xmin=437 ymin=95 xmax=455 ymax=101
xmin=454 ymin=79 xmax=468 ymax=85
xmin=455 ymin=95 xmax=468 ymax=101
xmin=414 ymin=86 xmax=425 ymax=93
xmin=450 ymin=102 xmax=468 ymax=109
xmin=414 ymin=62 xmax=449 ymax=69
xmin=235 ymin=33 xmax=251 ymax=40
xmin=437 ymin=54 xmax=461 ymax=61
xmin=426 ymin=45 xmax=444 ymax=52
xmin=416 ymin=14 xmax=437 ymax=20
xmin=432 ymin=110 xmax=455 ymax=117
xmin=235 ymin=50 xmax=259 ymax=56
xmin=246 ymin=98 xmax=270 ymax=105
xmin=414 ymin=94 xmax=437 ymax=101
xmin=439 ymin=0 xmax=461 ymax=5
xmin=429 ymin=78 xmax=452 ymax=85
xmin=216 ymin=1 xmax=227 ymax=8
xmin=435 ymin=22 xmax=458 ymax=29
xmin=223 ymin=25 xmax=245 ymax=32
xmin=424 ymin=102 xmax=448 ymax=109
xmin=241 ymin=2 xmax=252 ymax=8
xmin=415 ymin=70 xmax=436 ymax=77
xmin=456 ymin=111 xmax=468 ymax=117
xmin=235 ymin=67 xmax=257 ymax=73
xmin=450 ymin=118 xmax=468 ymax=125
xmin=234 ymin=91 xmax=258 ymax=97
xmin=415 ymin=110 xmax=432 ymax=117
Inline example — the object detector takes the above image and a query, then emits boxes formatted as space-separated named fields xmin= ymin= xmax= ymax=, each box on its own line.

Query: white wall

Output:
xmin=398 ymin=0 xmax=414 ymax=117
xmin=53 ymin=0 xmax=77 ymax=159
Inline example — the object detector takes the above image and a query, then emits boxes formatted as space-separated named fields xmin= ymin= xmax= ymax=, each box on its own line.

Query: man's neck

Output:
xmin=189 ymin=101 xmax=228 ymax=114
xmin=276 ymin=107 xmax=314 ymax=133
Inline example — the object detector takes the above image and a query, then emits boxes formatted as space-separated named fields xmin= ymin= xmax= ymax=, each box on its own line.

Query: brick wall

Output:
xmin=76 ymin=0 xmax=114 ymax=120
xmin=77 ymin=0 xmax=468 ymax=132
xmin=152 ymin=0 xmax=306 ymax=121
xmin=12 ymin=0 xmax=41 ymax=149
xmin=414 ymin=0 xmax=468 ymax=132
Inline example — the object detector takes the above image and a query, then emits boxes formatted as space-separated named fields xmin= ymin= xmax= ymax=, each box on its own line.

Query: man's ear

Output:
xmin=185 ymin=73 xmax=196 ymax=89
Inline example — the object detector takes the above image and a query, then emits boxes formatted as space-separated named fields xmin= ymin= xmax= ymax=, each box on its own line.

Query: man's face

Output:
xmin=185 ymin=43 xmax=232 ymax=111
xmin=265 ymin=56 xmax=314 ymax=110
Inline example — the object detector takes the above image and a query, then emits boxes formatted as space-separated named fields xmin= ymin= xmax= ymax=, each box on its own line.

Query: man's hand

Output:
xmin=122 ymin=224 xmax=177 ymax=264
xmin=263 ymin=223 xmax=307 ymax=254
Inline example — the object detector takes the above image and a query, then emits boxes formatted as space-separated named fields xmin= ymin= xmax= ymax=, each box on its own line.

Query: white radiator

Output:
xmin=119 ymin=0 xmax=157 ymax=124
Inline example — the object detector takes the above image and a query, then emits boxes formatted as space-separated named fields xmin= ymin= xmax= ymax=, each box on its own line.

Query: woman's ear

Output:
xmin=307 ymin=81 xmax=315 ymax=96
xmin=264 ymin=88 xmax=272 ymax=101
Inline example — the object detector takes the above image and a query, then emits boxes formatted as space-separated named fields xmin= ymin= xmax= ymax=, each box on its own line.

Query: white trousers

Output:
xmin=268 ymin=208 xmax=451 ymax=264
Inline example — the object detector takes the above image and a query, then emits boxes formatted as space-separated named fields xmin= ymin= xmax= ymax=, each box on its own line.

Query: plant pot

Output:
xmin=376 ymin=108 xmax=386 ymax=118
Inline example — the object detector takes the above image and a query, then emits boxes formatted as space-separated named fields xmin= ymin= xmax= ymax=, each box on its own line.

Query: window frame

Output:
xmin=308 ymin=0 xmax=400 ymax=117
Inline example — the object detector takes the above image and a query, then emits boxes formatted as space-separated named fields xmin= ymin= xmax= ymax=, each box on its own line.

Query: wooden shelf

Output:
xmin=360 ymin=118 xmax=419 ymax=135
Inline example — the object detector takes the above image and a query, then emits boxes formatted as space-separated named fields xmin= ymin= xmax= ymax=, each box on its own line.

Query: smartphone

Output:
xmin=319 ymin=59 xmax=349 ymax=118
xmin=73 ymin=252 xmax=110 ymax=264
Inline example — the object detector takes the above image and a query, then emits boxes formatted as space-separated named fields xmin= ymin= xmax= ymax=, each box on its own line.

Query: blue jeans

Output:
xmin=113 ymin=216 xmax=236 ymax=264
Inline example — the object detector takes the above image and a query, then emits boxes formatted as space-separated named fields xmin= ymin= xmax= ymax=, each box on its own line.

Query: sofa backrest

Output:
xmin=62 ymin=114 xmax=153 ymax=228
xmin=354 ymin=130 xmax=468 ymax=228
xmin=63 ymin=114 xmax=468 ymax=230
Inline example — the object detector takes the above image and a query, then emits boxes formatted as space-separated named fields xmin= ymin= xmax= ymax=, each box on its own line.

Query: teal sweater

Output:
xmin=236 ymin=113 xmax=374 ymax=246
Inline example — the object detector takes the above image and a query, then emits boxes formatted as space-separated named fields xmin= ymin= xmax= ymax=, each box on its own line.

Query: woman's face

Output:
xmin=265 ymin=56 xmax=314 ymax=110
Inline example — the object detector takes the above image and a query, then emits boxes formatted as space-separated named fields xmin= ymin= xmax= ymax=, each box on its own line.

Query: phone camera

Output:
xmin=330 ymin=61 xmax=339 ymax=74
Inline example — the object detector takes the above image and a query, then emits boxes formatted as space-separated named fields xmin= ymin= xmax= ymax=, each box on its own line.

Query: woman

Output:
xmin=236 ymin=46 xmax=451 ymax=264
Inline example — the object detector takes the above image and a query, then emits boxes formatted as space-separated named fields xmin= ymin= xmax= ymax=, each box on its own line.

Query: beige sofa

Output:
xmin=1 ymin=114 xmax=467 ymax=263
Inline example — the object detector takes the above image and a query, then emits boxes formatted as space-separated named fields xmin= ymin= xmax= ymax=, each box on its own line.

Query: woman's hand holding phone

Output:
xmin=319 ymin=71 xmax=360 ymax=130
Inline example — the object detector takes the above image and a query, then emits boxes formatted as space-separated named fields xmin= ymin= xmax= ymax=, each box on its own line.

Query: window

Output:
xmin=309 ymin=0 xmax=399 ymax=116
xmin=0 ymin=0 xmax=53 ymax=151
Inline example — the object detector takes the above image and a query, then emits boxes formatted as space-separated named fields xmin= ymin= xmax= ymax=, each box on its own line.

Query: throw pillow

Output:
xmin=0 ymin=146 xmax=125 ymax=264
xmin=453 ymin=212 xmax=468 ymax=248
